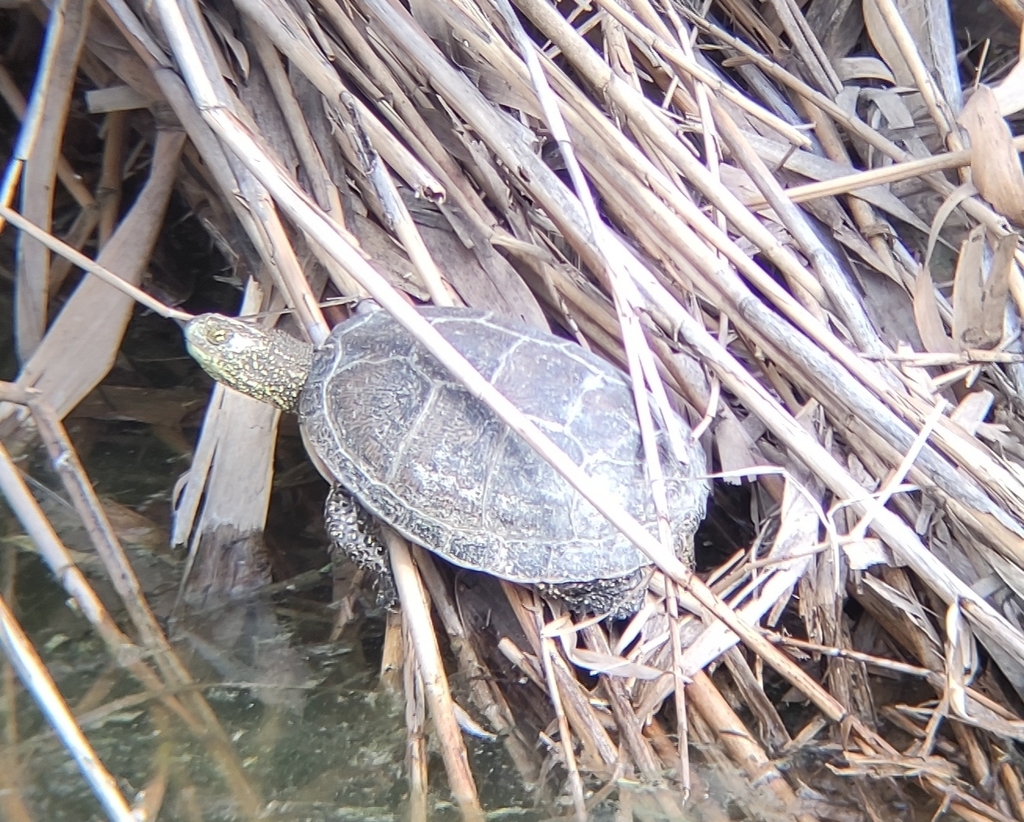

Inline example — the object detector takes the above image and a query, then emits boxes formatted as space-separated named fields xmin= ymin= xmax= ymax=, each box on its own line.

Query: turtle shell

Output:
xmin=297 ymin=306 xmax=708 ymax=584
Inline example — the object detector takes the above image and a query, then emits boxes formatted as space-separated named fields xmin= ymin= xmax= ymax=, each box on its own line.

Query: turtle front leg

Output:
xmin=324 ymin=485 xmax=397 ymax=607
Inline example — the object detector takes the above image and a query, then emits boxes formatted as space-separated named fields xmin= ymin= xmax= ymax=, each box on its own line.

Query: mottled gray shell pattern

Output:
xmin=298 ymin=306 xmax=709 ymax=584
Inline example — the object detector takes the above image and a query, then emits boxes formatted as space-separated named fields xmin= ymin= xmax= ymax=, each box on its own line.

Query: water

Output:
xmin=0 ymin=398 xmax=549 ymax=821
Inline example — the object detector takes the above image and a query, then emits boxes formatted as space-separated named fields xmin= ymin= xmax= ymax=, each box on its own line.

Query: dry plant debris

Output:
xmin=4 ymin=0 xmax=1024 ymax=817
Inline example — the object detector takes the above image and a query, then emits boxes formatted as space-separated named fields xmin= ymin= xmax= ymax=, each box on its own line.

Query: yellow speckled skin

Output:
xmin=185 ymin=315 xmax=313 ymax=412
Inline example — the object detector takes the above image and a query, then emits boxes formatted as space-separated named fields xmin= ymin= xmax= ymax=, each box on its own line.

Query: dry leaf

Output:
xmin=862 ymin=0 xmax=914 ymax=86
xmin=13 ymin=131 xmax=186 ymax=419
xmin=842 ymin=538 xmax=892 ymax=570
xmin=567 ymin=647 xmax=666 ymax=681
xmin=100 ymin=499 xmax=168 ymax=553
xmin=949 ymin=390 xmax=995 ymax=435
xmin=828 ymin=752 xmax=958 ymax=781
xmin=991 ymin=25 xmax=1024 ymax=116
xmin=540 ymin=613 xmax=577 ymax=638
xmin=206 ymin=9 xmax=251 ymax=79
xmin=861 ymin=88 xmax=916 ymax=130
xmin=959 ymin=86 xmax=1024 ymax=225
xmin=952 ymin=226 xmax=1012 ymax=350
xmin=84 ymin=85 xmax=150 ymax=114
xmin=952 ymin=225 xmax=987 ymax=347
xmin=715 ymin=417 xmax=762 ymax=484
xmin=834 ymin=56 xmax=895 ymax=84
xmin=913 ymin=265 xmax=956 ymax=353
xmin=944 ymin=600 xmax=977 ymax=718
xmin=452 ymin=702 xmax=497 ymax=740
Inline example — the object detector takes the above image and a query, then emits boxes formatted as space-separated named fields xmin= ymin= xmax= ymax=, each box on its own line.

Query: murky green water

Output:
xmin=0 ymin=384 xmax=551 ymax=821
xmin=1 ymin=521 xmax=532 ymax=820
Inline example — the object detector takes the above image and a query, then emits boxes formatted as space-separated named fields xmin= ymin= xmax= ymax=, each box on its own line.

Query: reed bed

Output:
xmin=3 ymin=0 xmax=1024 ymax=818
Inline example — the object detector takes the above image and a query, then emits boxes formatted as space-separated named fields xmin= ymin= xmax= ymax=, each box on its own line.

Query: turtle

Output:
xmin=185 ymin=304 xmax=709 ymax=617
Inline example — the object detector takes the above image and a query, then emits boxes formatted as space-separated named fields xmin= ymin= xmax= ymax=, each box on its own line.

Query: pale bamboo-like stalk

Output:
xmin=745 ymin=138 xmax=1024 ymax=207
xmin=337 ymin=93 xmax=452 ymax=307
xmin=0 ymin=593 xmax=136 ymax=822
xmin=687 ymin=672 xmax=812 ymax=821
xmin=0 ymin=206 xmax=186 ymax=319
xmin=402 ymin=618 xmax=428 ymax=822
xmin=0 ymin=62 xmax=95 ymax=212
xmin=413 ymin=548 xmax=540 ymax=787
xmin=386 ymin=531 xmax=483 ymax=821
xmin=0 ymin=0 xmax=70 ymax=217
xmin=15 ymin=0 xmax=91 ymax=360
xmin=538 ymin=626 xmax=586 ymax=822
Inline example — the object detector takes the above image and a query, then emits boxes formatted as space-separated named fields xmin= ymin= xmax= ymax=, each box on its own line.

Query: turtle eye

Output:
xmin=206 ymin=326 xmax=232 ymax=346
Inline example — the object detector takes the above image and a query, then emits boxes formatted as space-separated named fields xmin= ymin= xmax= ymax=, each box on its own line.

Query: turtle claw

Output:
xmin=325 ymin=485 xmax=397 ymax=608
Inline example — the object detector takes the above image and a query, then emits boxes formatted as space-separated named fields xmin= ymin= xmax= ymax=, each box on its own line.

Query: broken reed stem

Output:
xmin=687 ymin=672 xmax=810 ymax=819
xmin=0 ymin=437 xmax=152 ymax=665
xmin=338 ymin=92 xmax=451 ymax=307
xmin=537 ymin=609 xmax=587 ymax=822
xmin=402 ymin=617 xmax=429 ymax=822
xmin=0 ymin=0 xmax=70 ymax=219
xmin=96 ymin=109 xmax=125 ymax=247
xmin=500 ymin=586 xmax=622 ymax=769
xmin=23 ymin=388 xmax=169 ymax=650
xmin=780 ymin=634 xmax=1024 ymax=736
xmin=412 ymin=547 xmax=540 ymax=788
xmin=0 ymin=61 xmax=95 ymax=213
xmin=0 ymin=550 xmax=33 ymax=822
xmin=386 ymin=531 xmax=484 ymax=821
xmin=0 ymin=206 xmax=186 ymax=320
xmin=666 ymin=588 xmax=691 ymax=797
xmin=745 ymin=137 xmax=1024 ymax=207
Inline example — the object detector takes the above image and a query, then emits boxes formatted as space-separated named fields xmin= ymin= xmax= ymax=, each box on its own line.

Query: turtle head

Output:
xmin=185 ymin=314 xmax=314 ymax=412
